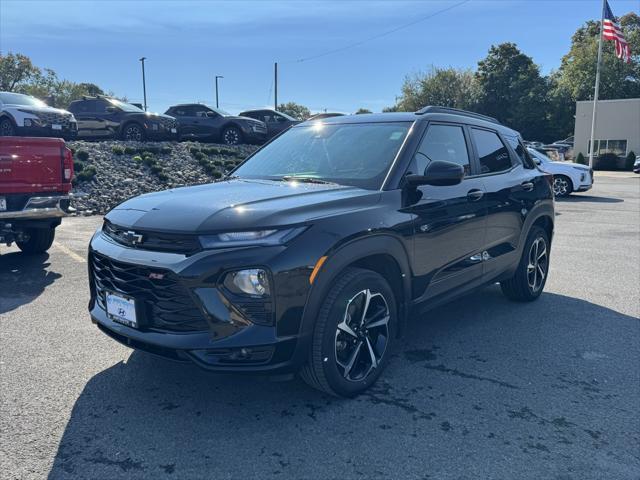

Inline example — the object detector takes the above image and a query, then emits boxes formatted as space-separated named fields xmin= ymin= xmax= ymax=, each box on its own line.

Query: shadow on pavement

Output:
xmin=48 ymin=288 xmax=640 ymax=479
xmin=559 ymin=195 xmax=623 ymax=203
xmin=0 ymin=252 xmax=61 ymax=315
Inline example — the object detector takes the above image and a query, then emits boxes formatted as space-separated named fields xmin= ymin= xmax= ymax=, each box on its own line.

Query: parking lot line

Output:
xmin=53 ymin=241 xmax=86 ymax=263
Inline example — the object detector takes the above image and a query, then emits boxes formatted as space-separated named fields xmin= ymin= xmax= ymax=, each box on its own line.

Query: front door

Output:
xmin=405 ymin=123 xmax=488 ymax=302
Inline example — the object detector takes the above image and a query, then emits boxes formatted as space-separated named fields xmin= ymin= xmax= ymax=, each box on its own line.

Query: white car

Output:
xmin=528 ymin=147 xmax=592 ymax=197
xmin=0 ymin=91 xmax=77 ymax=139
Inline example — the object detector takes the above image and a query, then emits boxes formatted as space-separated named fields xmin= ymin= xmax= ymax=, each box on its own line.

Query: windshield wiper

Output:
xmin=281 ymin=176 xmax=336 ymax=185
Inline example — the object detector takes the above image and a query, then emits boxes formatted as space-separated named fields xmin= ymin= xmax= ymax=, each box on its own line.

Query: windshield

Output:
xmin=233 ymin=122 xmax=411 ymax=189
xmin=0 ymin=92 xmax=47 ymax=108
xmin=108 ymin=98 xmax=144 ymax=113
xmin=210 ymin=107 xmax=232 ymax=116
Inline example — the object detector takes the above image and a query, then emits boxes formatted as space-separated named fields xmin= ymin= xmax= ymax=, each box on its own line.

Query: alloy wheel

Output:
xmin=527 ymin=236 xmax=548 ymax=292
xmin=223 ymin=128 xmax=240 ymax=145
xmin=553 ymin=177 xmax=569 ymax=197
xmin=334 ymin=289 xmax=390 ymax=382
xmin=0 ymin=120 xmax=15 ymax=136
xmin=125 ymin=125 xmax=143 ymax=141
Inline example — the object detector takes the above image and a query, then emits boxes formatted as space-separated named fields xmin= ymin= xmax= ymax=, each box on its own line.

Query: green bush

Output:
xmin=625 ymin=151 xmax=636 ymax=170
xmin=76 ymin=150 xmax=89 ymax=162
xmin=594 ymin=152 xmax=619 ymax=171
xmin=189 ymin=147 xmax=201 ymax=155
xmin=69 ymin=146 xmax=76 ymax=155
xmin=193 ymin=151 xmax=205 ymax=161
xmin=73 ymin=160 xmax=85 ymax=172
xmin=150 ymin=165 xmax=163 ymax=174
xmin=111 ymin=146 xmax=124 ymax=155
xmin=132 ymin=155 xmax=143 ymax=163
xmin=213 ymin=160 xmax=223 ymax=166
xmin=212 ymin=171 xmax=223 ymax=179
xmin=575 ymin=153 xmax=587 ymax=165
xmin=124 ymin=146 xmax=137 ymax=155
xmin=76 ymin=165 xmax=97 ymax=182
xmin=142 ymin=156 xmax=156 ymax=167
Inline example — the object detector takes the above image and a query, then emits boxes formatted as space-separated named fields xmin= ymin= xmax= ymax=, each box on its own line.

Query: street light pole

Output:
xmin=215 ymin=75 xmax=223 ymax=108
xmin=139 ymin=57 xmax=147 ymax=112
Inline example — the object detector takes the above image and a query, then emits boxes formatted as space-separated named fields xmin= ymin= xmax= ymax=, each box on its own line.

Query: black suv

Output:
xmin=88 ymin=107 xmax=554 ymax=397
xmin=239 ymin=109 xmax=300 ymax=138
xmin=165 ymin=104 xmax=267 ymax=145
xmin=67 ymin=97 xmax=178 ymax=141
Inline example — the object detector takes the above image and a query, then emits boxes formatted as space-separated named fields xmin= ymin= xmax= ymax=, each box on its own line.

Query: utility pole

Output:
xmin=215 ymin=75 xmax=223 ymax=108
xmin=274 ymin=62 xmax=278 ymax=111
xmin=588 ymin=0 xmax=606 ymax=168
xmin=139 ymin=57 xmax=147 ymax=111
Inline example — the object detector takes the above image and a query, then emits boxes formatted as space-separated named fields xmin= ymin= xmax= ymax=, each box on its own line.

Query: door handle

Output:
xmin=467 ymin=189 xmax=484 ymax=201
xmin=521 ymin=181 xmax=534 ymax=191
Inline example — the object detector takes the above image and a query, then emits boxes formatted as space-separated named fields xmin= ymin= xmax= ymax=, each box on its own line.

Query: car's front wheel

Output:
xmin=122 ymin=123 xmax=145 ymax=142
xmin=221 ymin=126 xmax=242 ymax=146
xmin=300 ymin=267 xmax=397 ymax=397
xmin=500 ymin=225 xmax=550 ymax=301
xmin=552 ymin=175 xmax=572 ymax=197
xmin=0 ymin=117 xmax=16 ymax=136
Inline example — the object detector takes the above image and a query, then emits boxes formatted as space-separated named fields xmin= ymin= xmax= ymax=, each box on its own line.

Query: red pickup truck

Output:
xmin=0 ymin=137 xmax=74 ymax=253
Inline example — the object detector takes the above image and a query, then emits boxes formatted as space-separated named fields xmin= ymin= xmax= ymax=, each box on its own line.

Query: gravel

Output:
xmin=68 ymin=140 xmax=258 ymax=214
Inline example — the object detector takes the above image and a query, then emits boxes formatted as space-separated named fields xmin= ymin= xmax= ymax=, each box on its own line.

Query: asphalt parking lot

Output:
xmin=1 ymin=172 xmax=639 ymax=480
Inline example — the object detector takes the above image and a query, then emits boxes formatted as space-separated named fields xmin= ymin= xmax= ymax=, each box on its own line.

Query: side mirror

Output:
xmin=206 ymin=111 xmax=216 ymax=118
xmin=405 ymin=161 xmax=464 ymax=188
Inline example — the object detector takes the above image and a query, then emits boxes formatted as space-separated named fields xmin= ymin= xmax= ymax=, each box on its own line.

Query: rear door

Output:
xmin=471 ymin=128 xmax=541 ymax=278
xmin=405 ymin=122 xmax=488 ymax=302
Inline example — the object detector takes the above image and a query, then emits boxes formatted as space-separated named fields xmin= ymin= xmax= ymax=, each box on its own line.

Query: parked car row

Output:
xmin=0 ymin=91 xmax=301 ymax=145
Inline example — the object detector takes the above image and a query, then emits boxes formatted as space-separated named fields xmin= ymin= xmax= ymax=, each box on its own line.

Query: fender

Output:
xmin=297 ymin=233 xmax=412 ymax=348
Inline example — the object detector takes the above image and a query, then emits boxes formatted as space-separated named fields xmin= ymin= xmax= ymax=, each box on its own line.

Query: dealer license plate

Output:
xmin=106 ymin=291 xmax=138 ymax=328
xmin=0 ymin=197 xmax=6 ymax=211
xmin=52 ymin=124 xmax=62 ymax=130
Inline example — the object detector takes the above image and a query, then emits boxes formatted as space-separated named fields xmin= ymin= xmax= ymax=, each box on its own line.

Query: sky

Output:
xmin=0 ymin=0 xmax=638 ymax=115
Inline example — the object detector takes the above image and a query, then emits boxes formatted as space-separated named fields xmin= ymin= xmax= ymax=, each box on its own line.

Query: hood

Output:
xmin=11 ymin=105 xmax=73 ymax=116
xmin=143 ymin=112 xmax=175 ymax=120
xmin=105 ymin=178 xmax=380 ymax=233
xmin=551 ymin=161 xmax=589 ymax=171
xmin=229 ymin=115 xmax=264 ymax=126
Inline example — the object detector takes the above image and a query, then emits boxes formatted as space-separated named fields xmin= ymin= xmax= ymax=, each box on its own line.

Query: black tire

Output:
xmin=16 ymin=228 xmax=56 ymax=254
xmin=552 ymin=175 xmax=572 ymax=197
xmin=122 ymin=123 xmax=145 ymax=142
xmin=0 ymin=117 xmax=16 ymax=136
xmin=221 ymin=126 xmax=242 ymax=146
xmin=300 ymin=267 xmax=397 ymax=397
xmin=500 ymin=225 xmax=550 ymax=302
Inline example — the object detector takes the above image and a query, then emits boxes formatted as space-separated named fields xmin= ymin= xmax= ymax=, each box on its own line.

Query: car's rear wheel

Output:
xmin=222 ymin=126 xmax=242 ymax=146
xmin=500 ymin=225 xmax=549 ymax=302
xmin=0 ymin=118 xmax=16 ymax=136
xmin=552 ymin=175 xmax=572 ymax=197
xmin=122 ymin=123 xmax=145 ymax=142
xmin=300 ymin=267 xmax=397 ymax=397
xmin=16 ymin=227 xmax=56 ymax=254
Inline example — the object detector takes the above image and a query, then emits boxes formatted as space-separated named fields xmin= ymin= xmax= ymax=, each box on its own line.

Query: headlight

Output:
xmin=224 ymin=269 xmax=270 ymax=296
xmin=23 ymin=117 xmax=43 ymax=127
xmin=199 ymin=227 xmax=306 ymax=249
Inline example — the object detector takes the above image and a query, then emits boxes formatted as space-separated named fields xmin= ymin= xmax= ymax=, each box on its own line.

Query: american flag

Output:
xmin=603 ymin=1 xmax=631 ymax=63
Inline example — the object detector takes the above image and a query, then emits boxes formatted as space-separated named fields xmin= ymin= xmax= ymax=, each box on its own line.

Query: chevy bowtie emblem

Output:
xmin=148 ymin=272 xmax=165 ymax=280
xmin=122 ymin=230 xmax=144 ymax=245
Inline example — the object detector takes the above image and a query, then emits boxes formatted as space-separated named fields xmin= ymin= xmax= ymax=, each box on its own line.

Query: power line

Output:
xmin=286 ymin=0 xmax=471 ymax=64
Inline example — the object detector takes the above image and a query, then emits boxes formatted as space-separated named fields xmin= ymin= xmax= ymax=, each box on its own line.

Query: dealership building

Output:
xmin=574 ymin=98 xmax=640 ymax=165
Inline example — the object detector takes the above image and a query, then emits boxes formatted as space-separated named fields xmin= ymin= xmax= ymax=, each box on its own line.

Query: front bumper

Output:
xmin=0 ymin=194 xmax=71 ymax=220
xmin=16 ymin=124 xmax=77 ymax=139
xmin=88 ymin=231 xmax=313 ymax=373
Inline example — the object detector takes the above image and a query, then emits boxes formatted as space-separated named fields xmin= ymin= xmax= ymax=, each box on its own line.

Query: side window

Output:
xmin=414 ymin=124 xmax=471 ymax=176
xmin=505 ymin=135 xmax=535 ymax=169
xmin=93 ymin=100 xmax=108 ymax=114
xmin=471 ymin=128 xmax=512 ymax=174
xmin=70 ymin=101 xmax=94 ymax=114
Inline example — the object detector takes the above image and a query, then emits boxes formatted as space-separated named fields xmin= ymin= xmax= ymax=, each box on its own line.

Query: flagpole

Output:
xmin=588 ymin=0 xmax=606 ymax=168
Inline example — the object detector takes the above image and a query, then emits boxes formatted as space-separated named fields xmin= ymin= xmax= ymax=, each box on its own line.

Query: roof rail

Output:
xmin=415 ymin=106 xmax=500 ymax=124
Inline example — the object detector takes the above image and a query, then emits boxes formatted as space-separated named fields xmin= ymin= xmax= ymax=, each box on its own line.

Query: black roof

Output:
xmin=301 ymin=106 xmax=519 ymax=136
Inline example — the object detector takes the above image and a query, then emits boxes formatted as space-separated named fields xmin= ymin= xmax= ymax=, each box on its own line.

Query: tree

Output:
xmin=396 ymin=67 xmax=479 ymax=112
xmin=354 ymin=108 xmax=372 ymax=114
xmin=555 ymin=13 xmax=640 ymax=102
xmin=475 ymin=43 xmax=548 ymax=141
xmin=278 ymin=102 xmax=311 ymax=120
xmin=0 ymin=53 xmax=40 ymax=90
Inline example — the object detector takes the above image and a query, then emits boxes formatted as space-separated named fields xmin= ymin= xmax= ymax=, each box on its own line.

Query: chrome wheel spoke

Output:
xmin=366 ymin=313 xmax=390 ymax=329
xmin=342 ymin=341 xmax=363 ymax=379
xmin=337 ymin=319 xmax=358 ymax=339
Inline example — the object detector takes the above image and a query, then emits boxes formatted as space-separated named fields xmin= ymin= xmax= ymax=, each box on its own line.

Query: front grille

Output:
xmin=91 ymin=252 xmax=209 ymax=332
xmin=157 ymin=116 xmax=178 ymax=129
xmin=103 ymin=221 xmax=201 ymax=254
xmin=35 ymin=111 xmax=74 ymax=127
